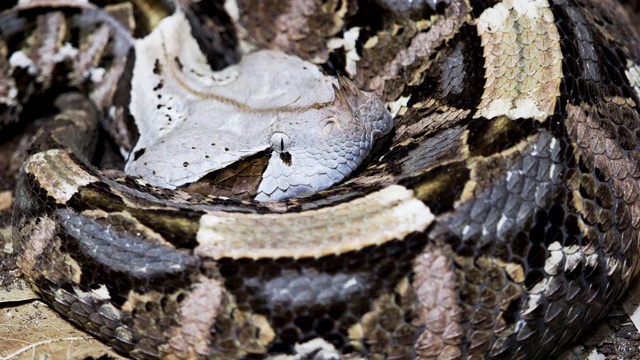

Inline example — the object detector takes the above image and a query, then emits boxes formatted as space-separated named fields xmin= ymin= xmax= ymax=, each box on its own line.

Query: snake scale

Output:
xmin=2 ymin=0 xmax=640 ymax=359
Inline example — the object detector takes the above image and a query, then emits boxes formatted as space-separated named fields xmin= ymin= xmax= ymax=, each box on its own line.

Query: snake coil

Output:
xmin=3 ymin=0 xmax=640 ymax=359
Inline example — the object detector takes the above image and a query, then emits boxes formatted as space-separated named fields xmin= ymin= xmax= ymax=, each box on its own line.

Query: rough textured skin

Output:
xmin=3 ymin=0 xmax=640 ymax=359
xmin=125 ymin=10 xmax=393 ymax=201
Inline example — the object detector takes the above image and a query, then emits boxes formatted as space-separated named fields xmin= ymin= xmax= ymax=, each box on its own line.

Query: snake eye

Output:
xmin=270 ymin=131 xmax=291 ymax=153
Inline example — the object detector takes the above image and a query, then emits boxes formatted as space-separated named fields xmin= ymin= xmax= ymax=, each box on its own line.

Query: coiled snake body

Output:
xmin=3 ymin=0 xmax=640 ymax=359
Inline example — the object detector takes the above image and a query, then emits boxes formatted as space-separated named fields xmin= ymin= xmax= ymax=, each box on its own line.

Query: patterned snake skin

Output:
xmin=3 ymin=0 xmax=640 ymax=359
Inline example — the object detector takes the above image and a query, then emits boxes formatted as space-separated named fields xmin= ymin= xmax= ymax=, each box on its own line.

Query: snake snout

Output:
xmin=374 ymin=106 xmax=394 ymax=139
xmin=364 ymin=96 xmax=394 ymax=142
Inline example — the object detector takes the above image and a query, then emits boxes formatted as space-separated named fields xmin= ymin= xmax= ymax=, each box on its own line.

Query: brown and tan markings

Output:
xmin=3 ymin=0 xmax=640 ymax=359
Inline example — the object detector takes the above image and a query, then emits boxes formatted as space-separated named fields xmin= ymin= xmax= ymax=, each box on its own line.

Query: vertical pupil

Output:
xmin=270 ymin=131 xmax=291 ymax=153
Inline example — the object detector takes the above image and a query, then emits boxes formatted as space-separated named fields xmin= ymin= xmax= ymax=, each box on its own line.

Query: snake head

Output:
xmin=255 ymin=77 xmax=394 ymax=202
xmin=125 ymin=9 xmax=393 ymax=201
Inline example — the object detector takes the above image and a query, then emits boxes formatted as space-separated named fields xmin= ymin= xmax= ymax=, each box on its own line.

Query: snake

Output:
xmin=2 ymin=0 xmax=640 ymax=359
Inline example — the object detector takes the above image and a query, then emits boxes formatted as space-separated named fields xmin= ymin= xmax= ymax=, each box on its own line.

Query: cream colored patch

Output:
xmin=9 ymin=51 xmax=36 ymax=74
xmin=327 ymin=27 xmax=361 ymax=77
xmin=527 ymin=277 xmax=548 ymax=295
xmin=0 ymin=191 xmax=12 ymax=211
xmin=22 ymin=149 xmax=98 ymax=203
xmin=347 ymin=323 xmax=364 ymax=340
xmin=387 ymin=95 xmax=410 ymax=118
xmin=522 ymin=293 xmax=543 ymax=317
xmin=294 ymin=338 xmax=340 ymax=359
xmin=413 ymin=247 xmax=464 ymax=359
xmin=196 ymin=185 xmax=434 ymax=259
xmin=544 ymin=246 xmax=565 ymax=276
xmin=167 ymin=276 xmax=223 ymax=358
xmin=252 ymin=314 xmax=276 ymax=345
xmin=2 ymin=230 xmax=12 ymax=253
xmin=475 ymin=0 xmax=562 ymax=121
xmin=505 ymin=262 xmax=525 ymax=283
xmin=271 ymin=338 xmax=342 ymax=360
xmin=363 ymin=35 xmax=378 ymax=49
xmin=16 ymin=216 xmax=56 ymax=281
xmin=492 ymin=258 xmax=525 ymax=283
xmin=64 ymin=254 xmax=83 ymax=283
xmin=121 ymin=290 xmax=166 ymax=313
xmin=458 ymin=178 xmax=478 ymax=205
xmin=223 ymin=0 xmax=239 ymax=21
xmin=18 ymin=0 xmax=89 ymax=5
xmin=90 ymin=284 xmax=111 ymax=301
xmin=75 ymin=286 xmax=110 ymax=309
xmin=625 ymin=61 xmax=640 ymax=102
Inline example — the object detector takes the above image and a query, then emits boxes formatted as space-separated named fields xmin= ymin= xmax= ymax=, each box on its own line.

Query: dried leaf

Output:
xmin=0 ymin=301 xmax=125 ymax=360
